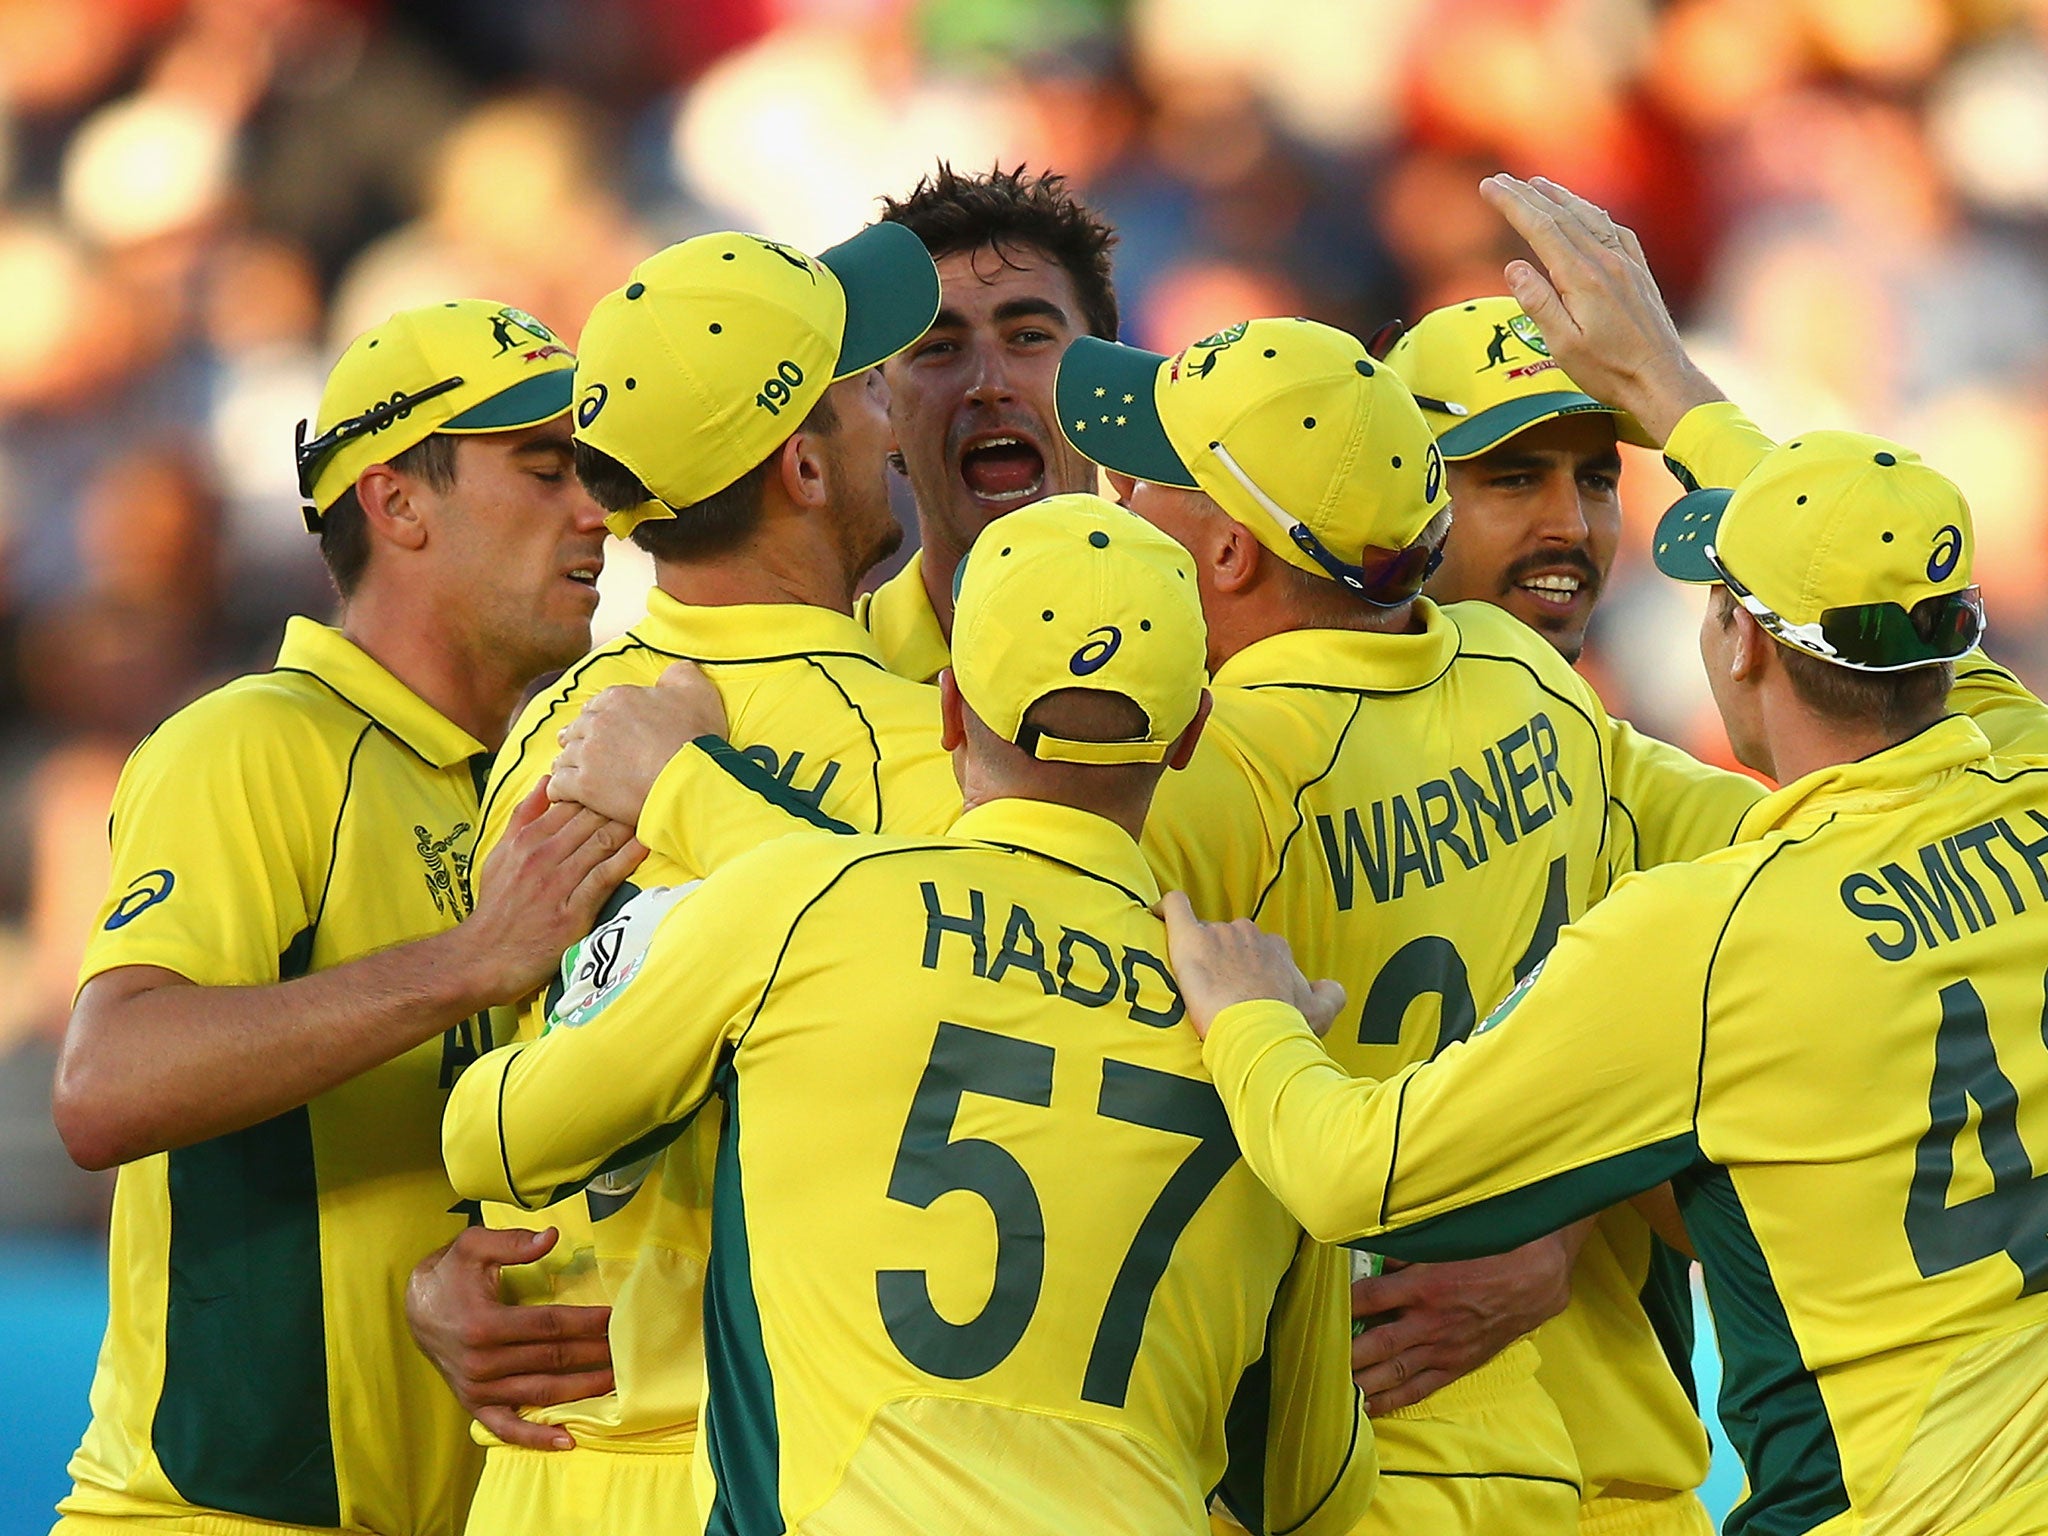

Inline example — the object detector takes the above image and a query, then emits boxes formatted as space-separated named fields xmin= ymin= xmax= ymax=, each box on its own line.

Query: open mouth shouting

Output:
xmin=957 ymin=428 xmax=1048 ymax=509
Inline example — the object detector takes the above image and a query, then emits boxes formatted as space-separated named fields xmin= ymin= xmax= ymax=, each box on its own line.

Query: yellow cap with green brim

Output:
xmin=299 ymin=299 xmax=576 ymax=524
xmin=1055 ymin=319 xmax=1451 ymax=601
xmin=573 ymin=223 xmax=940 ymax=539
xmin=1381 ymin=296 xmax=1657 ymax=459
xmin=1652 ymin=430 xmax=1985 ymax=672
xmin=952 ymin=493 xmax=1207 ymax=765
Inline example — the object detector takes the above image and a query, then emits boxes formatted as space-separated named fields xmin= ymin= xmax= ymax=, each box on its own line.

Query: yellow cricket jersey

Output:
xmin=457 ymin=590 xmax=958 ymax=1453
xmin=1204 ymin=716 xmax=2048 ymax=1535
xmin=63 ymin=619 xmax=493 ymax=1536
xmin=447 ymin=799 xmax=1375 ymax=1536
xmin=853 ymin=550 xmax=950 ymax=684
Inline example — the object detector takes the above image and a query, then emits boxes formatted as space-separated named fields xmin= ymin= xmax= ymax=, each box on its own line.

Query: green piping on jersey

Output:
xmin=1214 ymin=1281 xmax=1277 ymax=1532
xmin=1677 ymin=1162 xmax=1848 ymax=1536
xmin=702 ymin=1062 xmax=785 ymax=1535
xmin=153 ymin=922 xmax=337 ymax=1526
xmin=1372 ymin=1133 xmax=1699 ymax=1264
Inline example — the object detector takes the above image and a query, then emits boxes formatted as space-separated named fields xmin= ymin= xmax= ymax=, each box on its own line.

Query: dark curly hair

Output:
xmin=880 ymin=163 xmax=1119 ymax=340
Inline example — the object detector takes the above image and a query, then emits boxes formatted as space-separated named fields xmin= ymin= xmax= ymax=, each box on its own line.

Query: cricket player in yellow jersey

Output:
xmin=448 ymin=495 xmax=1376 ymax=1536
xmin=1384 ymin=296 xmax=1739 ymax=1535
xmin=49 ymin=303 xmax=641 ymax=1535
xmin=420 ymin=223 xmax=963 ymax=1533
xmin=1178 ymin=429 xmax=2048 ymax=1535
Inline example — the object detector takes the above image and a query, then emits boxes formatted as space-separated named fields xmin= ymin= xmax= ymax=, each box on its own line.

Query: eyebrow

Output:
xmin=512 ymin=437 xmax=573 ymax=460
xmin=1476 ymin=448 xmax=1624 ymax=474
xmin=930 ymin=296 xmax=1072 ymax=330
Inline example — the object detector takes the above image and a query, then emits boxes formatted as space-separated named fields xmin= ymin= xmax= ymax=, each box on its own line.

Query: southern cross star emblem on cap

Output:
xmin=1094 ymin=387 xmax=1106 ymax=397
xmin=1121 ymin=393 xmax=1134 ymax=404
xmin=1115 ymin=415 xmax=1127 ymax=426
xmin=1073 ymin=419 xmax=1086 ymax=431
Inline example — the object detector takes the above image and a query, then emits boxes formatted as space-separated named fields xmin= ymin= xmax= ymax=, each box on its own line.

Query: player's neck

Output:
xmin=653 ymin=522 xmax=861 ymax=616
xmin=917 ymin=524 xmax=969 ymax=641
xmin=336 ymin=588 xmax=531 ymax=750
xmin=1752 ymin=699 xmax=1936 ymax=788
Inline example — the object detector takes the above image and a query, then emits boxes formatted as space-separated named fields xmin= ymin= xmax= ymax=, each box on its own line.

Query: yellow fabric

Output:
xmin=449 ymin=799 xmax=1374 ymax=1536
xmin=462 ymin=1442 xmax=697 ymax=1536
xmin=309 ymin=300 xmax=573 ymax=511
xmin=1058 ymin=320 xmax=1450 ymax=573
xmin=1140 ymin=598 xmax=1711 ymax=1509
xmin=1658 ymin=430 xmax=1976 ymax=625
xmin=63 ymin=619 xmax=489 ymax=1536
xmin=854 ymin=551 xmax=952 ymax=685
xmin=458 ymin=589 xmax=958 ymax=1461
xmin=951 ymin=494 xmax=1206 ymax=761
xmin=1203 ymin=715 xmax=2048 ymax=1533
xmin=1660 ymin=400 xmax=1776 ymax=493
xmin=1382 ymin=295 xmax=1656 ymax=458
xmin=1576 ymin=1488 xmax=1716 ymax=1536
xmin=575 ymin=226 xmax=938 ymax=536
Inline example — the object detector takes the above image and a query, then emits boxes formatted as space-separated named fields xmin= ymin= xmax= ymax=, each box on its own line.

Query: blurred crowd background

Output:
xmin=6 ymin=0 xmax=2048 ymax=1231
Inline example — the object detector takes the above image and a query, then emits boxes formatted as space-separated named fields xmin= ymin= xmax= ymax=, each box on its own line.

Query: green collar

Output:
xmin=275 ymin=618 xmax=487 ymax=769
xmin=950 ymin=798 xmax=1161 ymax=907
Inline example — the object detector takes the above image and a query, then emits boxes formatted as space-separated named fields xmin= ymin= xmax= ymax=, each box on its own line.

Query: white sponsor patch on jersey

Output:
xmin=548 ymin=881 xmax=702 ymax=1031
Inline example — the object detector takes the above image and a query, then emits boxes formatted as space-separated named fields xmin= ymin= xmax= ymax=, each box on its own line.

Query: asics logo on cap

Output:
xmin=1928 ymin=524 xmax=1963 ymax=583
xmin=1425 ymin=440 xmax=1445 ymax=504
xmin=578 ymin=383 xmax=608 ymax=428
xmin=1070 ymin=626 xmax=1122 ymax=676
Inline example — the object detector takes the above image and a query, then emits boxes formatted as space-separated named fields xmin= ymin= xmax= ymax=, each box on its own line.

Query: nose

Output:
xmin=1531 ymin=473 xmax=1592 ymax=546
xmin=962 ymin=336 xmax=1017 ymax=408
xmin=570 ymin=479 xmax=609 ymax=536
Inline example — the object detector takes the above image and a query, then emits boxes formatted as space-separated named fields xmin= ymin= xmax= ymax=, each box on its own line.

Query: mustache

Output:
xmin=1500 ymin=545 xmax=1603 ymax=595
xmin=947 ymin=409 xmax=1048 ymax=459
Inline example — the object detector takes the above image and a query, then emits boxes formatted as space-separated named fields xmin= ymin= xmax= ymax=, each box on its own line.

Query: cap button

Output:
xmin=1088 ymin=531 xmax=1109 ymax=548
xmin=1874 ymin=451 xmax=1897 ymax=466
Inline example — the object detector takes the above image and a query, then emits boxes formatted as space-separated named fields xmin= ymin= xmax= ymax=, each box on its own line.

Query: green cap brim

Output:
xmin=442 ymin=368 xmax=576 ymax=432
xmin=1055 ymin=336 xmax=1200 ymax=489
xmin=819 ymin=221 xmax=942 ymax=377
xmin=1437 ymin=391 xmax=1646 ymax=460
xmin=1652 ymin=487 xmax=1732 ymax=582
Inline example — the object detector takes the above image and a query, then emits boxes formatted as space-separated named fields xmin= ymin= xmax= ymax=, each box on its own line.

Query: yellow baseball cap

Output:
xmin=1380 ymin=296 xmax=1657 ymax=459
xmin=297 ymin=299 xmax=576 ymax=528
xmin=1653 ymin=431 xmax=1985 ymax=671
xmin=952 ymin=493 xmax=1207 ymax=765
xmin=573 ymin=223 xmax=940 ymax=538
xmin=1055 ymin=318 xmax=1451 ymax=605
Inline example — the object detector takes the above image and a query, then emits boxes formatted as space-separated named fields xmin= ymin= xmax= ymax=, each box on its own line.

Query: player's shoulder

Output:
xmin=1592 ymin=828 xmax=1791 ymax=935
xmin=127 ymin=666 xmax=365 ymax=785
xmin=1442 ymin=600 xmax=1599 ymax=700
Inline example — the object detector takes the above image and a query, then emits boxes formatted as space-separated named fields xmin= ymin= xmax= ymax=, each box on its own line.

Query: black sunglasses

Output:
xmin=294 ymin=375 xmax=465 ymax=531
xmin=1708 ymin=544 xmax=1985 ymax=671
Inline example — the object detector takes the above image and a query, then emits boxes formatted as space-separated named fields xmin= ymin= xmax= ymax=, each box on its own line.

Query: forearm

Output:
xmin=58 ymin=930 xmax=495 ymax=1168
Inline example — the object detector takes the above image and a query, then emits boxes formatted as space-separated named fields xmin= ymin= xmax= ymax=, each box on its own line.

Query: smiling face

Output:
xmin=882 ymin=243 xmax=1102 ymax=578
xmin=1424 ymin=413 xmax=1623 ymax=662
xmin=423 ymin=414 xmax=608 ymax=681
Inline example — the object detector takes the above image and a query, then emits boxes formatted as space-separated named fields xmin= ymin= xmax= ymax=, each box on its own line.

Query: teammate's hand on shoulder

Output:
xmin=1477 ymin=173 xmax=1723 ymax=445
xmin=549 ymin=662 xmax=728 ymax=825
xmin=1348 ymin=1231 xmax=1576 ymax=1414
xmin=1159 ymin=891 xmax=1346 ymax=1041
xmin=404 ymin=1226 xmax=616 ymax=1451
xmin=460 ymin=781 xmax=645 ymax=1002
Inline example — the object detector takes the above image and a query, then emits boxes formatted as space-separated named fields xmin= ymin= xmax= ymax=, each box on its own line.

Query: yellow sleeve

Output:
xmin=1604 ymin=716 xmax=1764 ymax=874
xmin=1215 ymin=1237 xmax=1377 ymax=1536
xmin=1951 ymin=656 xmax=2048 ymax=756
xmin=80 ymin=687 xmax=337 ymax=991
xmin=1201 ymin=868 xmax=1724 ymax=1253
xmin=442 ymin=839 xmax=826 ymax=1209
xmin=1661 ymin=400 xmax=1776 ymax=491
xmin=638 ymin=734 xmax=861 ymax=870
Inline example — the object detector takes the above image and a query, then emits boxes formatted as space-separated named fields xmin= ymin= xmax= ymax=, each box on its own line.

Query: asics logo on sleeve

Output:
xmin=105 ymin=869 xmax=175 ymax=930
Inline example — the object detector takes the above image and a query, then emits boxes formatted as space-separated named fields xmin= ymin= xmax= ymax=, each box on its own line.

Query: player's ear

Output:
xmin=354 ymin=463 xmax=429 ymax=553
xmin=778 ymin=424 xmax=832 ymax=513
xmin=1165 ymin=689 xmax=1213 ymax=772
xmin=1728 ymin=603 xmax=1770 ymax=684
xmin=1105 ymin=470 xmax=1137 ymax=506
xmin=938 ymin=668 xmax=967 ymax=752
xmin=1212 ymin=515 xmax=1263 ymax=596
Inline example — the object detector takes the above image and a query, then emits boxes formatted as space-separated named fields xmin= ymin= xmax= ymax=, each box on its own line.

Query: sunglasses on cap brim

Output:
xmin=1365 ymin=317 xmax=1469 ymax=419
xmin=1707 ymin=544 xmax=1985 ymax=672
xmin=1209 ymin=441 xmax=1448 ymax=608
xmin=294 ymin=375 xmax=465 ymax=532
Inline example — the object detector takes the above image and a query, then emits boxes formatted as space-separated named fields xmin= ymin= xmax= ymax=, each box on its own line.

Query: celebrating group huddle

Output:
xmin=51 ymin=165 xmax=2048 ymax=1536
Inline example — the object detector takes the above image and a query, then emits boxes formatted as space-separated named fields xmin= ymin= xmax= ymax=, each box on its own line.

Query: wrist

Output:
xmin=423 ymin=922 xmax=510 ymax=1016
xmin=1630 ymin=360 xmax=1724 ymax=447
